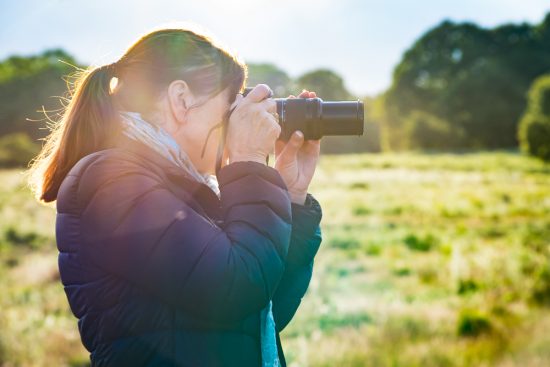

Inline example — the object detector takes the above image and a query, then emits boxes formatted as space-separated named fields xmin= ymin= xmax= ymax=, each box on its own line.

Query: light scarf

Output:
xmin=118 ymin=111 xmax=280 ymax=367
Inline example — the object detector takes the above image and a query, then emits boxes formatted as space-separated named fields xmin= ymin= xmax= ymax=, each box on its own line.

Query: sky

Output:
xmin=1 ymin=0 xmax=549 ymax=97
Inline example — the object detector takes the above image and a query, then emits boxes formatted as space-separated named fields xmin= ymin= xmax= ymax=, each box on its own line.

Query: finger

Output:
xmin=275 ymin=139 xmax=286 ymax=156
xmin=287 ymin=95 xmax=296 ymax=99
xmin=309 ymin=92 xmax=317 ymax=98
xmin=244 ymin=84 xmax=273 ymax=103
xmin=298 ymin=140 xmax=321 ymax=175
xmin=302 ymin=139 xmax=321 ymax=153
xmin=298 ymin=90 xmax=309 ymax=98
xmin=277 ymin=130 xmax=304 ymax=164
xmin=262 ymin=111 xmax=281 ymax=133
xmin=259 ymin=98 xmax=277 ymax=114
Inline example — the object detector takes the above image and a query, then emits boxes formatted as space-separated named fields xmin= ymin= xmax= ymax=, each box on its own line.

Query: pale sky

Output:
xmin=1 ymin=0 xmax=549 ymax=97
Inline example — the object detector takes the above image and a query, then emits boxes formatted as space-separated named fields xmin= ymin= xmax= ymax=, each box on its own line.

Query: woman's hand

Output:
xmin=274 ymin=90 xmax=321 ymax=205
xmin=226 ymin=84 xmax=280 ymax=165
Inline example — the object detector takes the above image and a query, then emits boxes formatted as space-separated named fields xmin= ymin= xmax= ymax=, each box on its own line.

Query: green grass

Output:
xmin=0 ymin=151 xmax=549 ymax=366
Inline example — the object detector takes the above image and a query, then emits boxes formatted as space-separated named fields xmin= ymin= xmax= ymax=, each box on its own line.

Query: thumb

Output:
xmin=278 ymin=130 xmax=304 ymax=164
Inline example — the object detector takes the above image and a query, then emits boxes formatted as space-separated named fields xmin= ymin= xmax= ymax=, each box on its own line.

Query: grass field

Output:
xmin=0 ymin=152 xmax=549 ymax=366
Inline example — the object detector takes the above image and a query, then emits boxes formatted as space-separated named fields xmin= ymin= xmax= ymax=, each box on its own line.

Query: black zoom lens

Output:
xmin=242 ymin=87 xmax=364 ymax=142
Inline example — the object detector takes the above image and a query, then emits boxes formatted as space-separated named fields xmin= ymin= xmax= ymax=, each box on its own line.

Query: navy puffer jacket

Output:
xmin=55 ymin=133 xmax=323 ymax=366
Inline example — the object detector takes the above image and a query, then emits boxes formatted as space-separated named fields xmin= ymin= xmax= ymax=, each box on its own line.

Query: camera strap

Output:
xmin=214 ymin=110 xmax=229 ymax=178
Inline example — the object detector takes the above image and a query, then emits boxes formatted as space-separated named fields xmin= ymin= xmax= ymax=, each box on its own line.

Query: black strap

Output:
xmin=215 ymin=111 xmax=228 ymax=178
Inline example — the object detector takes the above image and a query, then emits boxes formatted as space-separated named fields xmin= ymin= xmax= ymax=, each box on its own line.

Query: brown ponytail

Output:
xmin=25 ymin=63 xmax=121 ymax=204
xmin=25 ymin=25 xmax=247 ymax=204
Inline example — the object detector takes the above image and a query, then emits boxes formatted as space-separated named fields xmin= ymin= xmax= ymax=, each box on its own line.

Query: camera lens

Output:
xmin=242 ymin=87 xmax=364 ymax=141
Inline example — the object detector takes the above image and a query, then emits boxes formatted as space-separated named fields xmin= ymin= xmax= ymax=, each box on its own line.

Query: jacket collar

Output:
xmin=113 ymin=132 xmax=222 ymax=221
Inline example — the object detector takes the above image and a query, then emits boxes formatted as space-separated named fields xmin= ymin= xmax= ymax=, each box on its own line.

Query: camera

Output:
xmin=242 ymin=87 xmax=364 ymax=142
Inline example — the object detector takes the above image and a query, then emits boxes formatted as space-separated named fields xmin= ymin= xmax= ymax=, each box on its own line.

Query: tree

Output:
xmin=245 ymin=63 xmax=293 ymax=97
xmin=385 ymin=13 xmax=550 ymax=149
xmin=404 ymin=110 xmax=464 ymax=150
xmin=293 ymin=69 xmax=376 ymax=153
xmin=518 ymin=74 xmax=550 ymax=161
xmin=0 ymin=49 xmax=81 ymax=141
xmin=295 ymin=69 xmax=355 ymax=100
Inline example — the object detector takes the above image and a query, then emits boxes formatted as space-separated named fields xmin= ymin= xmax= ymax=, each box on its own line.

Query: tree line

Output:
xmin=0 ymin=49 xmax=379 ymax=167
xmin=1 ymin=12 xmax=550 ymax=166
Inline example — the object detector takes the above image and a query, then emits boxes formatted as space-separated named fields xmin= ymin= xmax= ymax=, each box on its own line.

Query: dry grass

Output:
xmin=1 ymin=151 xmax=549 ymax=366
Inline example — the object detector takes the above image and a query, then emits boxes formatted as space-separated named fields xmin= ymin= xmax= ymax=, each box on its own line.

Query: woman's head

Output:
xmin=26 ymin=25 xmax=247 ymax=203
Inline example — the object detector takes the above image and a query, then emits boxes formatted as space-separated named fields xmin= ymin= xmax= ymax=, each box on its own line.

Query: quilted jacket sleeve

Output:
xmin=70 ymin=158 xmax=292 ymax=323
xmin=271 ymin=193 xmax=323 ymax=332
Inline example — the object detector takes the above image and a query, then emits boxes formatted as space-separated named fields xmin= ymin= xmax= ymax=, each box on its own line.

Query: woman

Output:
xmin=27 ymin=26 xmax=323 ymax=367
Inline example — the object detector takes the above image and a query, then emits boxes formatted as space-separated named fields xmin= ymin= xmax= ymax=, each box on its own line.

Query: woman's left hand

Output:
xmin=274 ymin=90 xmax=321 ymax=205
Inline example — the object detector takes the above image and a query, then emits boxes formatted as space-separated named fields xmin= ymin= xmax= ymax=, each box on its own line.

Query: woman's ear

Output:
xmin=167 ymin=79 xmax=196 ymax=124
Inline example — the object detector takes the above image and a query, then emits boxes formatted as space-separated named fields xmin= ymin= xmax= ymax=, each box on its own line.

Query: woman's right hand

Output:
xmin=226 ymin=84 xmax=280 ymax=165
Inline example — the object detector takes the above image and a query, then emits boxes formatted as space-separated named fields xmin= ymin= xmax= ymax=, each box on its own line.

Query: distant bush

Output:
xmin=521 ymin=224 xmax=550 ymax=307
xmin=0 ymin=132 xmax=40 ymax=167
xmin=403 ymin=233 xmax=438 ymax=252
xmin=364 ymin=243 xmax=382 ymax=256
xmin=2 ymin=225 xmax=44 ymax=250
xmin=317 ymin=312 xmax=372 ymax=334
xmin=532 ymin=267 xmax=550 ymax=306
xmin=349 ymin=181 xmax=369 ymax=190
xmin=418 ymin=266 xmax=439 ymax=284
xmin=329 ymin=234 xmax=361 ymax=250
xmin=352 ymin=205 xmax=371 ymax=216
xmin=457 ymin=309 xmax=492 ymax=337
xmin=393 ymin=267 xmax=412 ymax=276
xmin=458 ymin=278 xmax=479 ymax=295
xmin=520 ymin=223 xmax=550 ymax=306
xmin=518 ymin=74 xmax=550 ymax=162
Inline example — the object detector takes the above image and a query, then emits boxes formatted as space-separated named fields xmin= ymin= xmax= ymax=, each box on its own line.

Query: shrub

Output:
xmin=317 ymin=312 xmax=372 ymax=334
xmin=349 ymin=182 xmax=369 ymax=190
xmin=364 ymin=243 xmax=382 ymax=256
xmin=518 ymin=74 xmax=550 ymax=162
xmin=532 ymin=266 xmax=550 ymax=306
xmin=393 ymin=267 xmax=411 ymax=277
xmin=520 ymin=223 xmax=550 ymax=305
xmin=418 ymin=266 xmax=438 ymax=284
xmin=458 ymin=279 xmax=479 ymax=295
xmin=329 ymin=234 xmax=361 ymax=250
xmin=457 ymin=309 xmax=492 ymax=337
xmin=352 ymin=205 xmax=371 ymax=216
xmin=403 ymin=233 xmax=438 ymax=252
xmin=3 ymin=226 xmax=44 ymax=249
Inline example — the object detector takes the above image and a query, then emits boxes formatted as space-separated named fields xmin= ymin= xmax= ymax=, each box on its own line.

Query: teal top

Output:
xmin=260 ymin=300 xmax=280 ymax=367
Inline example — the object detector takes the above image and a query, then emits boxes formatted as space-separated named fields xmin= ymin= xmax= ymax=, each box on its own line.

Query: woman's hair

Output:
xmin=25 ymin=25 xmax=247 ymax=204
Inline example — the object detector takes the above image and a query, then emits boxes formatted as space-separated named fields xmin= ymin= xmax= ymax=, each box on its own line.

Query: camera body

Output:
xmin=242 ymin=87 xmax=364 ymax=142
